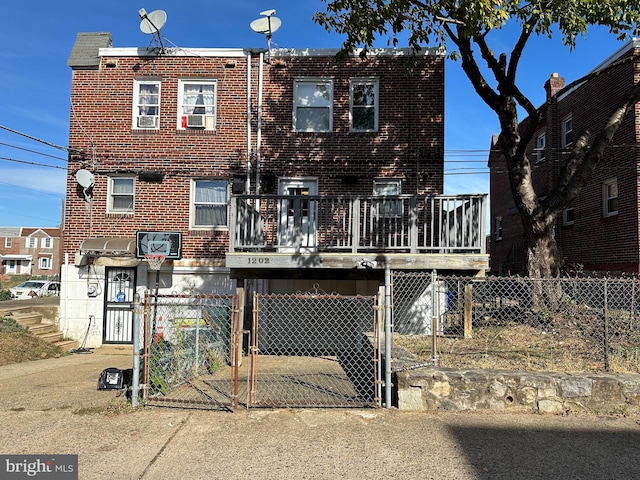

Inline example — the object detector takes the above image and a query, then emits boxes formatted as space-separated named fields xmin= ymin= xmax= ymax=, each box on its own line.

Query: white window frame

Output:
xmin=108 ymin=176 xmax=135 ymax=213
xmin=561 ymin=114 xmax=573 ymax=148
xmin=26 ymin=237 xmax=37 ymax=248
xmin=133 ymin=79 xmax=161 ymax=130
xmin=602 ymin=178 xmax=618 ymax=217
xmin=191 ymin=179 xmax=229 ymax=229
xmin=4 ymin=237 xmax=12 ymax=248
xmin=563 ymin=206 xmax=575 ymax=226
xmin=41 ymin=238 xmax=53 ymax=249
xmin=178 ymin=79 xmax=217 ymax=130
xmin=372 ymin=178 xmax=402 ymax=218
xmin=350 ymin=78 xmax=379 ymax=132
xmin=293 ymin=78 xmax=333 ymax=132
xmin=535 ymin=132 xmax=546 ymax=163
xmin=495 ymin=216 xmax=503 ymax=241
xmin=39 ymin=257 xmax=52 ymax=270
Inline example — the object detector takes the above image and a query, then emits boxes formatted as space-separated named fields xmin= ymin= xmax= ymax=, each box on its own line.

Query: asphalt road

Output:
xmin=1 ymin=351 xmax=640 ymax=479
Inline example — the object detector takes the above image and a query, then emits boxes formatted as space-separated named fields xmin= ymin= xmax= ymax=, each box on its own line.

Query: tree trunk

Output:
xmin=524 ymin=219 xmax=561 ymax=278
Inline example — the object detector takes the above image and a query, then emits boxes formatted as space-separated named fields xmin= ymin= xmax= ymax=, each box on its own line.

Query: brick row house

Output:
xmin=489 ymin=39 xmax=640 ymax=275
xmin=0 ymin=227 xmax=62 ymax=278
xmin=62 ymin=32 xmax=487 ymax=347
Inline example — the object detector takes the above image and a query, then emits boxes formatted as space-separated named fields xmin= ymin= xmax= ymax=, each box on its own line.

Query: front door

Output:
xmin=277 ymin=177 xmax=318 ymax=252
xmin=103 ymin=267 xmax=136 ymax=343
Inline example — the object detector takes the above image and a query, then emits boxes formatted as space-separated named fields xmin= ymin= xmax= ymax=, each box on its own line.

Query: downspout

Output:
xmin=256 ymin=51 xmax=264 ymax=196
xmin=246 ymin=50 xmax=252 ymax=194
xmin=384 ymin=263 xmax=392 ymax=408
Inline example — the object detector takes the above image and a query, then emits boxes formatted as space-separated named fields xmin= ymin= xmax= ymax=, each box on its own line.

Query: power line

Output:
xmin=0 ymin=156 xmax=67 ymax=170
xmin=0 ymin=124 xmax=78 ymax=153
xmin=0 ymin=142 xmax=67 ymax=163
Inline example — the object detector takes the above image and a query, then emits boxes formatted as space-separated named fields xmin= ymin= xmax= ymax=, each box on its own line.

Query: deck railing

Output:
xmin=229 ymin=194 xmax=487 ymax=255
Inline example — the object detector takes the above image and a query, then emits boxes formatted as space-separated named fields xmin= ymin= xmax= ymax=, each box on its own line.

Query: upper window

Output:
xmin=561 ymin=114 xmax=573 ymax=148
xmin=495 ymin=216 xmax=503 ymax=241
xmin=42 ymin=238 xmax=53 ymax=249
xmin=178 ymin=80 xmax=217 ymax=130
xmin=108 ymin=177 xmax=135 ymax=213
xmin=373 ymin=179 xmax=402 ymax=218
xmin=133 ymin=79 xmax=160 ymax=129
xmin=603 ymin=178 xmax=618 ymax=217
xmin=26 ymin=237 xmax=37 ymax=248
xmin=293 ymin=78 xmax=333 ymax=132
xmin=5 ymin=237 xmax=12 ymax=248
xmin=535 ymin=132 xmax=546 ymax=163
xmin=350 ymin=78 xmax=379 ymax=132
xmin=563 ymin=206 xmax=575 ymax=226
xmin=192 ymin=179 xmax=229 ymax=228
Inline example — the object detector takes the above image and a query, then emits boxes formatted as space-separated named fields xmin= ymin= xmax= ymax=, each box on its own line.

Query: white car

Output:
xmin=9 ymin=281 xmax=60 ymax=299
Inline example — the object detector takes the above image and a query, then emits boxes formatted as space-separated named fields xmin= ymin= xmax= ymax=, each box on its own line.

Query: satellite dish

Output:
xmin=250 ymin=16 xmax=281 ymax=36
xmin=139 ymin=9 xmax=167 ymax=35
xmin=75 ymin=169 xmax=95 ymax=189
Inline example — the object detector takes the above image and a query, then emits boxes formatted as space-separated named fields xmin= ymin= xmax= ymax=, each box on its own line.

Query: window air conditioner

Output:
xmin=186 ymin=114 xmax=206 ymax=128
xmin=137 ymin=116 xmax=158 ymax=128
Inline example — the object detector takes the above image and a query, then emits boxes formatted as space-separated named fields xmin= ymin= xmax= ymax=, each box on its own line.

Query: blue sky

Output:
xmin=0 ymin=1 xmax=629 ymax=227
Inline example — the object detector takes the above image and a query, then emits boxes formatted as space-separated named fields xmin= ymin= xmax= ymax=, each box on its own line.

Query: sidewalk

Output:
xmin=1 ymin=351 xmax=640 ymax=479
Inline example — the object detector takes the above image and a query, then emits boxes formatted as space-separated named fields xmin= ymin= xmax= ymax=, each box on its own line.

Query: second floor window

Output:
xmin=42 ymin=238 xmax=53 ymax=249
xmin=495 ymin=216 xmax=503 ymax=241
xmin=603 ymin=178 xmax=618 ymax=217
xmin=373 ymin=179 xmax=402 ymax=218
xmin=535 ymin=133 xmax=546 ymax=163
xmin=350 ymin=78 xmax=379 ymax=132
xmin=179 ymin=80 xmax=217 ymax=130
xmin=561 ymin=114 xmax=573 ymax=148
xmin=133 ymin=79 xmax=160 ymax=129
xmin=192 ymin=179 xmax=228 ymax=228
xmin=294 ymin=78 xmax=333 ymax=132
xmin=5 ymin=237 xmax=12 ymax=248
xmin=26 ymin=237 xmax=37 ymax=248
xmin=109 ymin=177 xmax=135 ymax=213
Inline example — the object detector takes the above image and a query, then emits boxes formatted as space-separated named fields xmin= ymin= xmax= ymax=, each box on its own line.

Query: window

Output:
xmin=178 ymin=79 xmax=217 ymax=130
xmin=133 ymin=79 xmax=160 ymax=129
xmin=42 ymin=238 xmax=53 ymax=249
xmin=108 ymin=177 xmax=135 ymax=213
xmin=603 ymin=178 xmax=618 ymax=217
xmin=293 ymin=78 xmax=333 ymax=132
xmin=535 ymin=132 xmax=546 ymax=163
xmin=26 ymin=237 xmax=37 ymax=248
xmin=563 ymin=206 xmax=575 ymax=226
xmin=39 ymin=257 xmax=52 ymax=270
xmin=561 ymin=114 xmax=573 ymax=148
xmin=350 ymin=78 xmax=379 ymax=132
xmin=4 ymin=237 xmax=11 ymax=248
xmin=495 ymin=216 xmax=503 ymax=241
xmin=373 ymin=179 xmax=402 ymax=218
xmin=192 ymin=179 xmax=229 ymax=228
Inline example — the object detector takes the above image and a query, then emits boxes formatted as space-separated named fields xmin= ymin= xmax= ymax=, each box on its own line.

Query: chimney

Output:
xmin=544 ymin=73 xmax=565 ymax=99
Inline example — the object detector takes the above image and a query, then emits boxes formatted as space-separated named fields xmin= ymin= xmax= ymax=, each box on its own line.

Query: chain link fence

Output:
xmin=392 ymin=273 xmax=640 ymax=374
xmin=143 ymin=293 xmax=238 ymax=410
xmin=250 ymin=288 xmax=380 ymax=408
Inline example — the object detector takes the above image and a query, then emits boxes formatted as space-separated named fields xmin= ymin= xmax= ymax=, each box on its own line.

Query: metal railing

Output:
xmin=229 ymin=194 xmax=486 ymax=254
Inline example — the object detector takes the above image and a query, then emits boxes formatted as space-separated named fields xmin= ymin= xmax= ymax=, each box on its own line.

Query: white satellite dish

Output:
xmin=75 ymin=169 xmax=95 ymax=188
xmin=250 ymin=9 xmax=281 ymax=63
xmin=139 ymin=9 xmax=167 ymax=35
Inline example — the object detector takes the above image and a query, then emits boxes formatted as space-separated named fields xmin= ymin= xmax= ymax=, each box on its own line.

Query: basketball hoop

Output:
xmin=145 ymin=254 xmax=165 ymax=271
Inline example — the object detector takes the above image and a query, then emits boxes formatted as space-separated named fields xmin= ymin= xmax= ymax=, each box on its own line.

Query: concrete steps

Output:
xmin=0 ymin=304 xmax=79 ymax=351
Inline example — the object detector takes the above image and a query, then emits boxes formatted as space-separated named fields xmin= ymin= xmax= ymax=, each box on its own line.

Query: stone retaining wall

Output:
xmin=397 ymin=367 xmax=640 ymax=415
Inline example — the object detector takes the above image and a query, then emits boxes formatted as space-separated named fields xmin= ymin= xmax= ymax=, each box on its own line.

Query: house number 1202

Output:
xmin=247 ymin=257 xmax=271 ymax=264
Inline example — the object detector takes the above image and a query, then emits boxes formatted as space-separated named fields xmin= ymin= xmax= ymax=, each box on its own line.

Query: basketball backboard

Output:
xmin=136 ymin=231 xmax=182 ymax=259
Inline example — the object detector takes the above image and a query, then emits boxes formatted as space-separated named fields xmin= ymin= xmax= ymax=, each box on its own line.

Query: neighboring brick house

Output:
xmin=0 ymin=226 xmax=62 ymax=278
xmin=489 ymin=39 xmax=640 ymax=275
xmin=62 ymin=32 xmax=487 ymax=347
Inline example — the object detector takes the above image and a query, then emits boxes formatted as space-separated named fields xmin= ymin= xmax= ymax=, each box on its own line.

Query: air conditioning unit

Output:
xmin=186 ymin=114 xmax=206 ymax=128
xmin=137 ymin=116 xmax=158 ymax=128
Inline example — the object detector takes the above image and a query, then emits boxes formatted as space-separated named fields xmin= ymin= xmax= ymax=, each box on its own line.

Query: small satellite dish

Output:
xmin=139 ymin=9 xmax=167 ymax=35
xmin=250 ymin=16 xmax=281 ymax=36
xmin=75 ymin=169 xmax=95 ymax=189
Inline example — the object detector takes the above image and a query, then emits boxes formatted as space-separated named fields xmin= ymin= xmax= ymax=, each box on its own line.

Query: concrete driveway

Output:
xmin=1 ymin=350 xmax=640 ymax=479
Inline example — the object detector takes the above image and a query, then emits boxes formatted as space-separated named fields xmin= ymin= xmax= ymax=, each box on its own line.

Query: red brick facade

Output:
xmin=0 ymin=227 xmax=62 ymax=277
xmin=65 ymin=41 xmax=445 ymax=262
xmin=489 ymin=41 xmax=640 ymax=274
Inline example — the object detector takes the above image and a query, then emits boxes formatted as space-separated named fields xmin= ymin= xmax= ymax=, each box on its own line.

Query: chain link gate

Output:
xmin=248 ymin=287 xmax=381 ymax=408
xmin=142 ymin=293 xmax=240 ymax=410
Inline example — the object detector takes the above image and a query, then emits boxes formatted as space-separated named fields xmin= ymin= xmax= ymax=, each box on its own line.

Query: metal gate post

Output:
xmin=384 ymin=264 xmax=392 ymax=408
xmin=131 ymin=289 xmax=143 ymax=407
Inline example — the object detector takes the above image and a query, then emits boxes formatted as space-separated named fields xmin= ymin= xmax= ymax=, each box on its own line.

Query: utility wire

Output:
xmin=0 ymin=142 xmax=67 ymax=163
xmin=0 ymin=125 xmax=79 ymax=153
xmin=0 ymin=156 xmax=67 ymax=170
